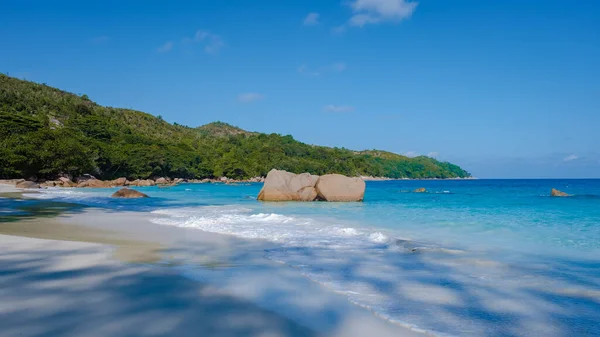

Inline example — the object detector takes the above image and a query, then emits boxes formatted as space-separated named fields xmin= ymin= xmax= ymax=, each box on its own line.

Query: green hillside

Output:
xmin=0 ymin=74 xmax=471 ymax=180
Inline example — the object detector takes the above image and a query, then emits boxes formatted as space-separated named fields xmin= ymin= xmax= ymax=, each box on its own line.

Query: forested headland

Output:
xmin=0 ymin=74 xmax=471 ymax=180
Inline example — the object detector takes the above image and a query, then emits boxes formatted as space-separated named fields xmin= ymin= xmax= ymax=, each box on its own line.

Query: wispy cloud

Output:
xmin=299 ymin=62 xmax=347 ymax=76
xmin=238 ymin=93 xmax=264 ymax=103
xmin=324 ymin=105 xmax=354 ymax=112
xmin=427 ymin=152 xmax=439 ymax=158
xmin=403 ymin=151 xmax=418 ymax=158
xmin=158 ymin=41 xmax=174 ymax=53
xmin=303 ymin=12 xmax=320 ymax=26
xmin=159 ymin=30 xmax=224 ymax=54
xmin=343 ymin=0 xmax=418 ymax=28
xmin=185 ymin=30 xmax=225 ymax=54
xmin=564 ymin=154 xmax=579 ymax=162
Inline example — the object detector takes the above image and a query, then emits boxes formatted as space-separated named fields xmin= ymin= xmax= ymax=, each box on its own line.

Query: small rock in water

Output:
xmin=111 ymin=188 xmax=149 ymax=198
xmin=551 ymin=188 xmax=570 ymax=197
xmin=414 ymin=188 xmax=427 ymax=193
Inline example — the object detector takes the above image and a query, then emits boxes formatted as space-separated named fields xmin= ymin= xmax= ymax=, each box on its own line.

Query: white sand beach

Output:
xmin=0 ymin=210 xmax=426 ymax=337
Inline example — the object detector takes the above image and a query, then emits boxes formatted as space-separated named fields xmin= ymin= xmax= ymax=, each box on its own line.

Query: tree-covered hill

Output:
xmin=0 ymin=74 xmax=471 ymax=180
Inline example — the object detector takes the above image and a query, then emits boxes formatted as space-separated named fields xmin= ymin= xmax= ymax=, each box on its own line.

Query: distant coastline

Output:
xmin=360 ymin=176 xmax=477 ymax=181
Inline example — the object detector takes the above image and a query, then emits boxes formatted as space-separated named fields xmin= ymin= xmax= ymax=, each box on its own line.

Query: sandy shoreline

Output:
xmin=0 ymin=208 xmax=426 ymax=337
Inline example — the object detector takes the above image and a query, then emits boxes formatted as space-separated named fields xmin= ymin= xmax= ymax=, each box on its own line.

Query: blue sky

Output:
xmin=2 ymin=0 xmax=599 ymax=178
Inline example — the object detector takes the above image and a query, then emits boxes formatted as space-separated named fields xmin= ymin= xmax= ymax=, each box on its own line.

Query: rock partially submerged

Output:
xmin=315 ymin=174 xmax=365 ymax=202
xmin=551 ymin=188 xmax=570 ymax=197
xmin=258 ymin=169 xmax=365 ymax=202
xmin=414 ymin=188 xmax=427 ymax=193
xmin=111 ymin=188 xmax=149 ymax=198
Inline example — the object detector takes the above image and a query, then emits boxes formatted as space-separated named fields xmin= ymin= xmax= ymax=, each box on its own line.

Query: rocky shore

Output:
xmin=1 ymin=174 xmax=475 ymax=190
xmin=0 ymin=175 xmax=265 ymax=189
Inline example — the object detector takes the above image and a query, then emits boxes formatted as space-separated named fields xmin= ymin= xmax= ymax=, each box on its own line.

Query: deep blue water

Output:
xmin=7 ymin=179 xmax=600 ymax=336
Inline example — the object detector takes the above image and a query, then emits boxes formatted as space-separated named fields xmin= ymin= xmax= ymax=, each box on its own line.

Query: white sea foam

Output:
xmin=368 ymin=232 xmax=389 ymax=243
xmin=150 ymin=206 xmax=389 ymax=248
xmin=339 ymin=228 xmax=361 ymax=236
xmin=23 ymin=188 xmax=91 ymax=200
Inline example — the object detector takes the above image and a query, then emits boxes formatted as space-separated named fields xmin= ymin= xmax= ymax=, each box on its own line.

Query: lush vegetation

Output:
xmin=0 ymin=74 xmax=470 ymax=180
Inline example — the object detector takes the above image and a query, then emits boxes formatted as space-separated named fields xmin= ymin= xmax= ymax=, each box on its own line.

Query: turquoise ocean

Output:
xmin=4 ymin=179 xmax=600 ymax=336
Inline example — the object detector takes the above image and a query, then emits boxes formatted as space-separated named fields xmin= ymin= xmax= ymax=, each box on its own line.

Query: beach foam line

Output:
xmin=149 ymin=205 xmax=395 ymax=247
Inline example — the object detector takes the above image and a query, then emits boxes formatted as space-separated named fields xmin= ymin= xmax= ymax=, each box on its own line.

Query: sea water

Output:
xmin=18 ymin=180 xmax=600 ymax=336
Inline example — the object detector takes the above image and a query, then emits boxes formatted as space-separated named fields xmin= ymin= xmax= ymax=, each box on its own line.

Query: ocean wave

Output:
xmin=22 ymin=188 xmax=102 ymax=201
xmin=150 ymin=205 xmax=396 ymax=249
xmin=368 ymin=232 xmax=389 ymax=243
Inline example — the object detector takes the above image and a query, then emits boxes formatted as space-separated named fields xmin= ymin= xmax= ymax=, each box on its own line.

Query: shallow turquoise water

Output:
xmin=15 ymin=180 xmax=600 ymax=336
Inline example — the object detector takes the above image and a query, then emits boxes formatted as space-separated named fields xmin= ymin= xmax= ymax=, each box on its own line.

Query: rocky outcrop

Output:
xmin=56 ymin=177 xmax=77 ymax=187
xmin=16 ymin=181 xmax=40 ymax=189
xmin=315 ymin=174 xmax=365 ymax=202
xmin=111 ymin=188 xmax=149 ymax=198
xmin=77 ymin=179 xmax=112 ymax=188
xmin=551 ymin=188 xmax=570 ymax=197
xmin=258 ymin=170 xmax=364 ymax=202
xmin=155 ymin=177 xmax=169 ymax=185
xmin=257 ymin=170 xmax=319 ymax=201
xmin=130 ymin=179 xmax=155 ymax=187
xmin=75 ymin=174 xmax=96 ymax=183
xmin=414 ymin=188 xmax=427 ymax=193
xmin=112 ymin=177 xmax=127 ymax=186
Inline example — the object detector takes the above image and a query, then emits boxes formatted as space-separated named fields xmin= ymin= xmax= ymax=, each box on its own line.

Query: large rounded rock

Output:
xmin=112 ymin=177 xmax=127 ymax=186
xmin=551 ymin=188 xmax=570 ymax=197
xmin=155 ymin=177 xmax=169 ymax=185
xmin=315 ymin=174 xmax=365 ymax=202
xmin=257 ymin=169 xmax=319 ymax=201
xmin=111 ymin=188 xmax=149 ymax=198
xmin=16 ymin=181 xmax=40 ymax=189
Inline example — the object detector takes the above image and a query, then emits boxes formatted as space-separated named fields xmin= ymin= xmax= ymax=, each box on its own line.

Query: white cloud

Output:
xmin=190 ymin=30 xmax=224 ymax=54
xmin=324 ymin=105 xmax=354 ymax=112
xmin=347 ymin=0 xmax=418 ymax=27
xmin=162 ymin=30 xmax=224 ymax=54
xmin=564 ymin=154 xmax=579 ymax=162
xmin=237 ymin=93 xmax=264 ymax=103
xmin=299 ymin=62 xmax=346 ymax=76
xmin=403 ymin=151 xmax=418 ymax=157
xmin=194 ymin=30 xmax=225 ymax=54
xmin=427 ymin=152 xmax=439 ymax=158
xmin=303 ymin=12 xmax=320 ymax=26
xmin=158 ymin=41 xmax=174 ymax=53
